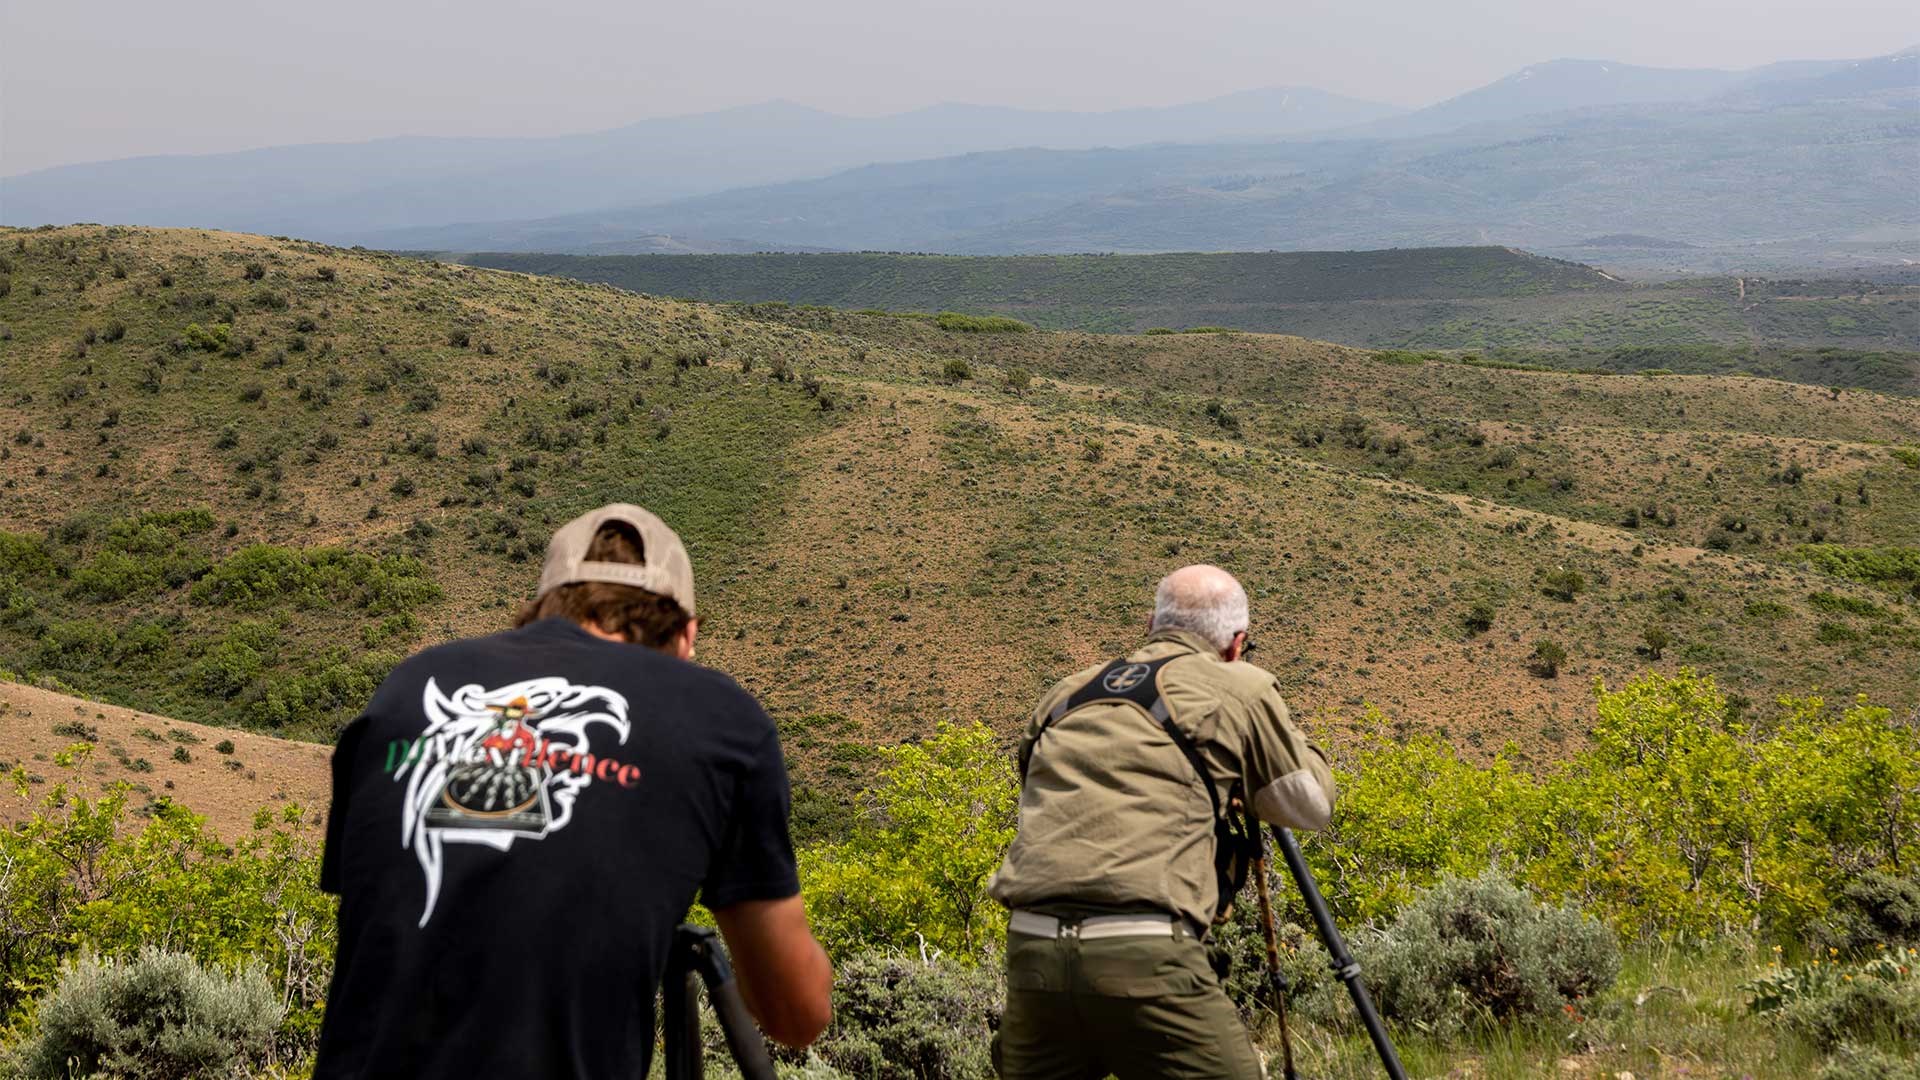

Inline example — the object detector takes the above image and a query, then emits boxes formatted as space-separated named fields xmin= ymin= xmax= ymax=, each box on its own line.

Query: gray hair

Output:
xmin=1150 ymin=565 xmax=1250 ymax=652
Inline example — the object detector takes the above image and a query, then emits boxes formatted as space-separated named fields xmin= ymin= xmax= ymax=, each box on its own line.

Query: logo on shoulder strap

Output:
xmin=1101 ymin=663 xmax=1154 ymax=693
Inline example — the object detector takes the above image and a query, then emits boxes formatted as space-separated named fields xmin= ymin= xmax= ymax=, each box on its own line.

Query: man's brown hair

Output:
xmin=515 ymin=521 xmax=692 ymax=648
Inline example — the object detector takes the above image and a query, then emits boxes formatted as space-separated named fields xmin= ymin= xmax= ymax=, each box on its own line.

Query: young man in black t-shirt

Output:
xmin=313 ymin=504 xmax=832 ymax=1078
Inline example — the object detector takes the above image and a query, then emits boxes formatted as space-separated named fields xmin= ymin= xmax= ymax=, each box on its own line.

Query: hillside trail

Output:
xmin=0 ymin=680 xmax=330 ymax=838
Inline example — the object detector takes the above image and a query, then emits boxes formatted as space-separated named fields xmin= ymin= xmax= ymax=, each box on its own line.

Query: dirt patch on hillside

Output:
xmin=0 ymin=681 xmax=330 ymax=840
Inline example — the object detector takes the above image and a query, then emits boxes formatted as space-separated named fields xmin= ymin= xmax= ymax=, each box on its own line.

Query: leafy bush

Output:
xmin=1796 ymin=545 xmax=1920 ymax=592
xmin=0 ymin=763 xmax=334 ymax=1041
xmin=1643 ymin=624 xmax=1673 ymax=660
xmin=179 ymin=322 xmax=231 ymax=352
xmin=1312 ymin=726 xmax=1540 ymax=922
xmin=802 ymin=951 xmax=1001 ymax=1080
xmin=1358 ymin=870 xmax=1619 ymax=1035
xmin=1780 ymin=971 xmax=1920 ymax=1050
xmin=934 ymin=312 xmax=1030 ymax=334
xmin=8 ymin=947 xmax=284 ymax=1079
xmin=192 ymin=635 xmax=266 ymax=699
xmin=801 ymin=722 xmax=1016 ymax=959
xmin=1540 ymin=568 xmax=1587 ymax=601
xmin=1304 ymin=672 xmax=1918 ymax=942
xmin=1462 ymin=600 xmax=1496 ymax=635
xmin=190 ymin=545 xmax=439 ymax=614
xmin=1529 ymin=639 xmax=1567 ymax=677
xmin=940 ymin=358 xmax=972 ymax=383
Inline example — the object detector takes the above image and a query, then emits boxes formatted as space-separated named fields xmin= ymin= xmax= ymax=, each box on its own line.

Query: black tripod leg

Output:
xmin=1271 ymin=826 xmax=1408 ymax=1080
xmin=675 ymin=925 xmax=779 ymax=1080
xmin=660 ymin=946 xmax=701 ymax=1080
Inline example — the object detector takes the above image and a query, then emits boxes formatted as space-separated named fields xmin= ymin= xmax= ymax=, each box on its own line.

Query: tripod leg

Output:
xmin=661 ymin=950 xmax=700 ymax=1080
xmin=1271 ymin=826 xmax=1408 ymax=1080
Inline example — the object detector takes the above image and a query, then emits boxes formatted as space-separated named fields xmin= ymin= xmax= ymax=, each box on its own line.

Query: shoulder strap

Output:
xmin=1025 ymin=655 xmax=1224 ymax=826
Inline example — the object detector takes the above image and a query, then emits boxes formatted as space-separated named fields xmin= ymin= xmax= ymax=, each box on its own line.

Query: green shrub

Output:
xmin=1811 ymin=591 xmax=1890 ymax=618
xmin=0 ymin=531 xmax=59 ymax=581
xmin=804 ymin=951 xmax=1001 ymax=1080
xmin=0 ymin=764 xmax=335 ymax=1039
xmin=940 ymin=358 xmax=972 ymax=383
xmin=935 ymin=312 xmax=1030 ymax=334
xmin=1816 ymin=871 xmax=1920 ymax=954
xmin=1540 ymin=568 xmax=1587 ymax=602
xmin=1780 ymin=973 xmax=1920 ymax=1050
xmin=1312 ymin=726 xmax=1540 ymax=922
xmin=1529 ymin=639 xmax=1567 ymax=677
xmin=1358 ymin=870 xmax=1620 ymax=1035
xmin=179 ymin=322 xmax=230 ymax=352
xmin=1643 ymin=624 xmax=1673 ymax=660
xmin=190 ymin=545 xmax=439 ymax=614
xmin=9 ymin=948 xmax=284 ymax=1079
xmin=1797 ymin=545 xmax=1920 ymax=591
xmin=1462 ymin=600 xmax=1496 ymax=635
xmin=38 ymin=619 xmax=118 ymax=672
xmin=1002 ymin=367 xmax=1031 ymax=392
xmin=193 ymin=636 xmax=267 ymax=699
xmin=801 ymin=722 xmax=1016 ymax=959
xmin=1816 ymin=1043 xmax=1920 ymax=1080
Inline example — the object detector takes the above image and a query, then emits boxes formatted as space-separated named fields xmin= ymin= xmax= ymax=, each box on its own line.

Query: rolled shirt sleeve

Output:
xmin=1242 ymin=684 xmax=1337 ymax=830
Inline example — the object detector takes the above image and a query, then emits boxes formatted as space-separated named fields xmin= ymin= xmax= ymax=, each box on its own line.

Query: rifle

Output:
xmin=1249 ymin=813 xmax=1408 ymax=1080
xmin=661 ymin=924 xmax=778 ymax=1080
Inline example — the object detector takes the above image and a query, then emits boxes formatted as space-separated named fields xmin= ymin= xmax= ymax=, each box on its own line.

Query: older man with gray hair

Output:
xmin=987 ymin=564 xmax=1335 ymax=1080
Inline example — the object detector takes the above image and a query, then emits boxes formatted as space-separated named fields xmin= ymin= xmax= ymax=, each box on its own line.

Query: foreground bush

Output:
xmin=1780 ymin=974 xmax=1920 ymax=1051
xmin=0 ymin=755 xmax=334 ymax=1042
xmin=9 ymin=947 xmax=283 ymax=1079
xmin=1358 ymin=870 xmax=1620 ymax=1035
xmin=801 ymin=722 xmax=1016 ymax=958
xmin=1816 ymin=871 xmax=1920 ymax=955
xmin=799 ymin=951 xmax=1002 ymax=1080
xmin=1817 ymin=1043 xmax=1920 ymax=1080
xmin=1310 ymin=671 xmax=1919 ymax=941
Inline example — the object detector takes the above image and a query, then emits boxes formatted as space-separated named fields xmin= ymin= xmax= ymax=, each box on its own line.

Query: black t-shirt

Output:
xmin=312 ymin=618 xmax=799 ymax=1079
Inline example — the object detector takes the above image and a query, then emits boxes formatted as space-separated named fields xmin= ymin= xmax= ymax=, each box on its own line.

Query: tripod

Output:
xmin=660 ymin=925 xmax=778 ymax=1080
xmin=1252 ymin=822 xmax=1407 ymax=1080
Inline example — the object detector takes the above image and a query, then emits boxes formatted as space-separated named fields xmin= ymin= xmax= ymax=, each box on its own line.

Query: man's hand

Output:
xmin=712 ymin=896 xmax=833 ymax=1048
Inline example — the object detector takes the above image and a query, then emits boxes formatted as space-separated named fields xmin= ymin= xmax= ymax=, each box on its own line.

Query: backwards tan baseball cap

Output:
xmin=535 ymin=503 xmax=697 ymax=617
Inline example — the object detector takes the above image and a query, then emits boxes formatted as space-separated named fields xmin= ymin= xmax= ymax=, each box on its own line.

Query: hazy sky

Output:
xmin=3 ymin=0 xmax=1914 ymax=175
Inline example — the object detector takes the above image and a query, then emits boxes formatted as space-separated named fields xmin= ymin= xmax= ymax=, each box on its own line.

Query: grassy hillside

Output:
xmin=3 ymin=228 xmax=1917 ymax=800
xmin=455 ymin=250 xmax=1920 ymax=391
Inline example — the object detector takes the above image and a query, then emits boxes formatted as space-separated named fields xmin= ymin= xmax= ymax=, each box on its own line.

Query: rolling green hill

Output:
xmin=458 ymin=249 xmax=1920 ymax=393
xmin=3 ymin=228 xmax=1917 ymax=792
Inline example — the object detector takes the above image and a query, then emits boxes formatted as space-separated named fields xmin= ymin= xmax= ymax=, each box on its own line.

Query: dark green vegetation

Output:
xmin=4 ymin=228 xmax=1920 ymax=759
xmin=0 ymin=511 xmax=434 ymax=740
xmin=460 ymin=250 xmax=1920 ymax=393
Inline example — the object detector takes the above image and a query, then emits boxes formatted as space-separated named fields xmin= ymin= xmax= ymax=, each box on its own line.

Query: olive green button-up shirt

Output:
xmin=987 ymin=629 xmax=1336 ymax=931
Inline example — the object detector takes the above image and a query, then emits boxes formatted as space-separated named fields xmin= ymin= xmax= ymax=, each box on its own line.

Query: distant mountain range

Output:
xmin=0 ymin=88 xmax=1400 ymax=236
xmin=3 ymin=47 xmax=1914 ymax=271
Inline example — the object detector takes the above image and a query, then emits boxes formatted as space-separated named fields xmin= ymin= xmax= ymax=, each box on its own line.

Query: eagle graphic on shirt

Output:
xmin=394 ymin=677 xmax=634 ymax=926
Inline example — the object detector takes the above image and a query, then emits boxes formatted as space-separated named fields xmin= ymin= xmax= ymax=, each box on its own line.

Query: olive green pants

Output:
xmin=991 ymin=931 xmax=1264 ymax=1080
